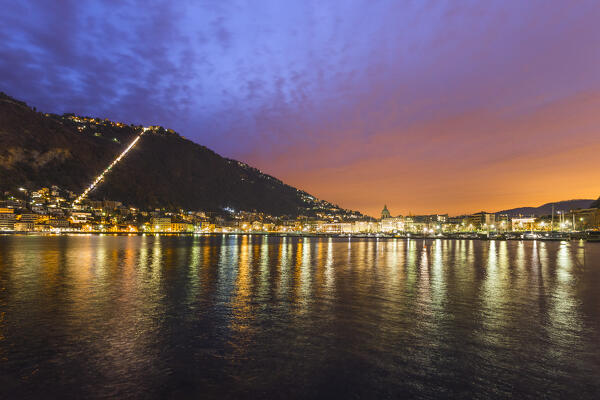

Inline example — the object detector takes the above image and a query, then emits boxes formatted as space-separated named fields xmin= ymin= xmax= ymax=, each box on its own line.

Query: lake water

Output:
xmin=1 ymin=235 xmax=599 ymax=399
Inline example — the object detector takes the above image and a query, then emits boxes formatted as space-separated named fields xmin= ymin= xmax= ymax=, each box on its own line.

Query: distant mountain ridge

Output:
xmin=0 ymin=92 xmax=361 ymax=217
xmin=496 ymin=199 xmax=596 ymax=217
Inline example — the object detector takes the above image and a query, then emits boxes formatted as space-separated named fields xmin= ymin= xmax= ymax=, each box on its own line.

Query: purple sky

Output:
xmin=2 ymin=0 xmax=599 ymax=215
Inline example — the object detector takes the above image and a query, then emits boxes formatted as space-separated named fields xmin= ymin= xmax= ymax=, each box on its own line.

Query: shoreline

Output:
xmin=1 ymin=231 xmax=599 ymax=242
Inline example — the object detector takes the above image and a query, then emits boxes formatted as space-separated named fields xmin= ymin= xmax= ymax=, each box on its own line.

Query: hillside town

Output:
xmin=1 ymin=186 xmax=599 ymax=237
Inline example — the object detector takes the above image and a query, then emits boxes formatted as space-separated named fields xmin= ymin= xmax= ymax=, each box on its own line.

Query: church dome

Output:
xmin=381 ymin=205 xmax=391 ymax=219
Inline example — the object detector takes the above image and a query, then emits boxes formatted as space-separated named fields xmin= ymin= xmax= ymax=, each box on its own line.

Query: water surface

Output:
xmin=1 ymin=235 xmax=599 ymax=398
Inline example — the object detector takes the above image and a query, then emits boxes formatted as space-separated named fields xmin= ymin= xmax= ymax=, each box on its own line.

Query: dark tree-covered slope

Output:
xmin=0 ymin=92 xmax=359 ymax=216
xmin=0 ymin=93 xmax=136 ymax=191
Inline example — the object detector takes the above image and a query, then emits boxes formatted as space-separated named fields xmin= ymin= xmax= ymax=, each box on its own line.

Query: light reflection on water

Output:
xmin=1 ymin=236 xmax=600 ymax=399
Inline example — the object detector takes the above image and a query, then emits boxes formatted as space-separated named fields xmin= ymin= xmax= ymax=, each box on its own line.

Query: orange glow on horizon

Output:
xmin=243 ymin=91 xmax=600 ymax=217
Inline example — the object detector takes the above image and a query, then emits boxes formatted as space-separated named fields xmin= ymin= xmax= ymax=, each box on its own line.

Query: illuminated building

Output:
xmin=323 ymin=223 xmax=353 ymax=233
xmin=495 ymin=214 xmax=510 ymax=231
xmin=19 ymin=213 xmax=39 ymax=224
xmin=352 ymin=221 xmax=369 ymax=233
xmin=380 ymin=217 xmax=403 ymax=232
xmin=565 ymin=208 xmax=600 ymax=231
xmin=0 ymin=208 xmax=16 ymax=231
xmin=171 ymin=222 xmax=194 ymax=232
xmin=15 ymin=222 xmax=34 ymax=231
xmin=49 ymin=219 xmax=70 ymax=230
xmin=465 ymin=212 xmax=496 ymax=229
xmin=151 ymin=217 xmax=172 ymax=232
xmin=70 ymin=212 xmax=92 ymax=224
xmin=512 ymin=217 xmax=536 ymax=231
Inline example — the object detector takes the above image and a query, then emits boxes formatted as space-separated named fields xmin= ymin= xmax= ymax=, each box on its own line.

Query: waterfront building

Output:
xmin=151 ymin=217 xmax=172 ymax=232
xmin=512 ymin=217 xmax=536 ymax=231
xmin=565 ymin=208 xmax=600 ymax=231
xmin=352 ymin=221 xmax=369 ymax=233
xmin=0 ymin=208 xmax=16 ymax=231
xmin=171 ymin=222 xmax=194 ymax=232
xmin=322 ymin=223 xmax=352 ymax=233
xmin=381 ymin=217 xmax=403 ymax=232
xmin=322 ymin=223 xmax=340 ymax=233
xmin=366 ymin=221 xmax=377 ymax=232
xmin=340 ymin=223 xmax=353 ymax=233
xmin=409 ymin=221 xmax=429 ymax=233
xmin=50 ymin=219 xmax=70 ymax=230
xmin=496 ymin=214 xmax=510 ymax=231
xmin=465 ymin=212 xmax=496 ymax=229
xmin=15 ymin=222 xmax=34 ymax=231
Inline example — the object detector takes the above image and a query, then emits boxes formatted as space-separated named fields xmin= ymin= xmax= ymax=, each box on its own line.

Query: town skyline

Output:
xmin=3 ymin=180 xmax=599 ymax=236
xmin=1 ymin=90 xmax=598 ymax=218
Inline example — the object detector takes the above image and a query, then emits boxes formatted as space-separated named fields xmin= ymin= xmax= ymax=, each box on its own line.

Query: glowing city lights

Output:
xmin=73 ymin=127 xmax=148 ymax=206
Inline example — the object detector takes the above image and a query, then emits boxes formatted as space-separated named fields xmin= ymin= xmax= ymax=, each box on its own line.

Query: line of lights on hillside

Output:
xmin=72 ymin=127 xmax=149 ymax=206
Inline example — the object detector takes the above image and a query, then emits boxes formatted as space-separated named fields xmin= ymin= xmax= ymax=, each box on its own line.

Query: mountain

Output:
xmin=495 ymin=199 xmax=595 ymax=217
xmin=591 ymin=197 xmax=600 ymax=208
xmin=0 ymin=92 xmax=361 ymax=217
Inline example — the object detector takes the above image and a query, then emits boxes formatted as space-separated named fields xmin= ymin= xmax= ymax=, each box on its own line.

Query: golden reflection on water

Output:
xmin=259 ymin=236 xmax=270 ymax=298
xmin=480 ymin=240 xmax=509 ymax=337
xmin=230 ymin=235 xmax=253 ymax=356
xmin=1 ymin=236 xmax=600 ymax=398
xmin=406 ymin=239 xmax=417 ymax=290
xmin=278 ymin=236 xmax=291 ymax=301
xmin=430 ymin=239 xmax=445 ymax=308
xmin=187 ymin=237 xmax=201 ymax=294
xmin=549 ymin=242 xmax=582 ymax=342
xmin=300 ymin=237 xmax=312 ymax=307
xmin=150 ymin=236 xmax=163 ymax=283
xmin=325 ymin=238 xmax=334 ymax=290
xmin=417 ymin=242 xmax=431 ymax=310
xmin=291 ymin=239 xmax=303 ymax=309
xmin=200 ymin=237 xmax=213 ymax=297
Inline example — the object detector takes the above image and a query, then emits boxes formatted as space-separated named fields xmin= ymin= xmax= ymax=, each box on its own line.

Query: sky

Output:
xmin=1 ymin=0 xmax=599 ymax=217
